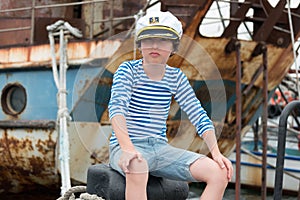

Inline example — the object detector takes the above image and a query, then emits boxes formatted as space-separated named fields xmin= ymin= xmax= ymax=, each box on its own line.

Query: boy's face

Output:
xmin=140 ymin=38 xmax=173 ymax=65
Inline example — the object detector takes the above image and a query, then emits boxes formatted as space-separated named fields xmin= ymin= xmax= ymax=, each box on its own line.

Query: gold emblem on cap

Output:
xmin=149 ymin=17 xmax=159 ymax=24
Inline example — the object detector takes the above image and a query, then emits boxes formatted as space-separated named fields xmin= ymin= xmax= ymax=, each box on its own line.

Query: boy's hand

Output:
xmin=212 ymin=153 xmax=233 ymax=181
xmin=118 ymin=149 xmax=143 ymax=173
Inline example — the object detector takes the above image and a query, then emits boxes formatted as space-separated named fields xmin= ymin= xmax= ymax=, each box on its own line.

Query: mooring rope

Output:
xmin=47 ymin=20 xmax=82 ymax=195
xmin=57 ymin=186 xmax=105 ymax=200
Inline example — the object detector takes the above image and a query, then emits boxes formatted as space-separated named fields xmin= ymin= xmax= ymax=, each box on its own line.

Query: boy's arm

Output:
xmin=202 ymin=130 xmax=233 ymax=180
xmin=174 ymin=71 xmax=215 ymax=136
xmin=202 ymin=130 xmax=221 ymax=159
xmin=111 ymin=114 xmax=142 ymax=173
xmin=111 ymin=114 xmax=135 ymax=152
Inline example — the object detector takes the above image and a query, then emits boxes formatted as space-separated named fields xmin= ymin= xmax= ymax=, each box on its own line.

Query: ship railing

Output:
xmin=0 ymin=0 xmax=158 ymax=46
xmin=0 ymin=0 xmax=103 ymax=44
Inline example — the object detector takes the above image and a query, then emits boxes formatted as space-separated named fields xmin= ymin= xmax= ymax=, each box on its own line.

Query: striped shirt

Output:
xmin=108 ymin=59 xmax=214 ymax=145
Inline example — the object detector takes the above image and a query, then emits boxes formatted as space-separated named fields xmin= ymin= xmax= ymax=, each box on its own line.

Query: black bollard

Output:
xmin=86 ymin=164 xmax=189 ymax=200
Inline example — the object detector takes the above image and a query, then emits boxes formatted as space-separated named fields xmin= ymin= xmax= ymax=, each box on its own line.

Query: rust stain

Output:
xmin=0 ymin=40 xmax=121 ymax=69
xmin=0 ymin=128 xmax=58 ymax=193
xmin=1 ymin=130 xmax=16 ymax=166
xmin=35 ymin=130 xmax=56 ymax=155
xmin=90 ymin=146 xmax=109 ymax=164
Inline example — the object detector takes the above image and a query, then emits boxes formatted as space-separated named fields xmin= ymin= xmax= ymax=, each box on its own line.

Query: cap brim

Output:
xmin=136 ymin=26 xmax=179 ymax=41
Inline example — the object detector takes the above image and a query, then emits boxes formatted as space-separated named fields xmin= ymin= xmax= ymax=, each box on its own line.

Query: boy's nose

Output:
xmin=151 ymin=40 xmax=159 ymax=49
xmin=152 ymin=43 xmax=158 ymax=49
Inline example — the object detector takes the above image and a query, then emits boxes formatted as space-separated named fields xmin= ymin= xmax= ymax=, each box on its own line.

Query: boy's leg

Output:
xmin=190 ymin=157 xmax=228 ymax=200
xmin=110 ymin=143 xmax=150 ymax=200
xmin=126 ymin=157 xmax=149 ymax=200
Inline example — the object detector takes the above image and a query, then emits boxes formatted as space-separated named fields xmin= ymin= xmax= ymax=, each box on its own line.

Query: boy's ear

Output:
xmin=136 ymin=41 xmax=141 ymax=49
xmin=173 ymin=40 xmax=179 ymax=52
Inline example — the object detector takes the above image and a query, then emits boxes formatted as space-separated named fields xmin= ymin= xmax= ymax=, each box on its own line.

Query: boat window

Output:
xmin=1 ymin=83 xmax=27 ymax=116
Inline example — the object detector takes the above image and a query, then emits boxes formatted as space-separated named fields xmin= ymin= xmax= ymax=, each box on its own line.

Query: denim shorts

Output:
xmin=109 ymin=137 xmax=206 ymax=182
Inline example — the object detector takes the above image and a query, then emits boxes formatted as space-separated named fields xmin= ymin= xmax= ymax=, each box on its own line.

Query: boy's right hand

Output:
xmin=118 ymin=150 xmax=143 ymax=173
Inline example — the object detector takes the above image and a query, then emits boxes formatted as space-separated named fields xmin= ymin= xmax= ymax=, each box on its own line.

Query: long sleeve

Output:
xmin=108 ymin=62 xmax=134 ymax=120
xmin=173 ymin=70 xmax=214 ymax=137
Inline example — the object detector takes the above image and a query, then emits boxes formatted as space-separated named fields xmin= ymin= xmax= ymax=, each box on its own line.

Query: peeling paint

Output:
xmin=0 ymin=40 xmax=121 ymax=69
xmin=0 ymin=128 xmax=59 ymax=193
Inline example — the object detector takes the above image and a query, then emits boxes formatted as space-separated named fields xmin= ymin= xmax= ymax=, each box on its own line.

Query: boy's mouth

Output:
xmin=150 ymin=52 xmax=160 ymax=57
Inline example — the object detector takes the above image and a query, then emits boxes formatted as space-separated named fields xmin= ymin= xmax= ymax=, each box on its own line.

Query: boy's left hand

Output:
xmin=213 ymin=154 xmax=233 ymax=181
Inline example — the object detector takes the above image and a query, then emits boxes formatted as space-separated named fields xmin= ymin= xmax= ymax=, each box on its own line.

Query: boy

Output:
xmin=108 ymin=10 xmax=233 ymax=200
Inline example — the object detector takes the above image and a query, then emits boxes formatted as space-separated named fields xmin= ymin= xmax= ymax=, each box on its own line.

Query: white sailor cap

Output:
xmin=136 ymin=11 xmax=183 ymax=41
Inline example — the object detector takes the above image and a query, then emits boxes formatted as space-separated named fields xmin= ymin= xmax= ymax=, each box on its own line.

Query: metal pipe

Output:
xmin=253 ymin=119 xmax=259 ymax=151
xmin=90 ymin=1 xmax=95 ymax=39
xmin=30 ymin=0 xmax=35 ymax=44
xmin=93 ymin=15 xmax=136 ymax=23
xmin=261 ymin=43 xmax=268 ymax=200
xmin=215 ymin=0 xmax=226 ymax=30
xmin=223 ymin=38 xmax=242 ymax=200
xmin=235 ymin=39 xmax=242 ymax=200
xmin=109 ymin=0 xmax=114 ymax=37
xmin=34 ymin=0 xmax=107 ymax=10
xmin=0 ymin=27 xmax=31 ymax=33
xmin=273 ymin=100 xmax=300 ymax=200
xmin=243 ymin=64 xmax=263 ymax=95
xmin=0 ymin=0 xmax=107 ymax=13
xmin=0 ymin=6 xmax=32 ymax=13
xmin=277 ymin=86 xmax=300 ymax=127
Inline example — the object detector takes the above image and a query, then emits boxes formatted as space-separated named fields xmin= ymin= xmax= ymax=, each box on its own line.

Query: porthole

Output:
xmin=1 ymin=83 xmax=27 ymax=116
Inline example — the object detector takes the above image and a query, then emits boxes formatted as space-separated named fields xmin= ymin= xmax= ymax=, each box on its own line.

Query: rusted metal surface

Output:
xmin=0 ymin=120 xmax=56 ymax=129
xmin=0 ymin=40 xmax=121 ymax=69
xmin=161 ymin=0 xmax=209 ymax=28
xmin=222 ymin=0 xmax=259 ymax=38
xmin=0 ymin=121 xmax=113 ymax=193
xmin=253 ymin=0 xmax=286 ymax=42
xmin=0 ymin=0 xmax=81 ymax=46
xmin=0 ymin=0 xmax=299 ymax=195
xmin=0 ymin=127 xmax=58 ymax=193
xmin=0 ymin=18 xmax=31 ymax=46
xmin=0 ymin=0 xmax=76 ymax=18
xmin=0 ymin=0 xmax=147 ymax=45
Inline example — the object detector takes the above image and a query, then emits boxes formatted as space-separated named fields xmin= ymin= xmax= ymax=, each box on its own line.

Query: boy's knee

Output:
xmin=211 ymin=167 xmax=228 ymax=187
xmin=128 ymin=157 xmax=149 ymax=174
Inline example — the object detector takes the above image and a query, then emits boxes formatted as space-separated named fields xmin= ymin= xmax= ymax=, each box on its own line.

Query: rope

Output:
xmin=47 ymin=20 xmax=83 ymax=195
xmin=46 ymin=20 xmax=82 ymax=38
xmin=80 ymin=193 xmax=105 ymax=200
xmin=48 ymin=31 xmax=60 ymax=89
xmin=57 ymin=186 xmax=105 ymax=200
xmin=286 ymin=0 xmax=300 ymax=98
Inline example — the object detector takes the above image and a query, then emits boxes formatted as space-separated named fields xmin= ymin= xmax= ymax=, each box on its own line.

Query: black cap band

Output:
xmin=136 ymin=26 xmax=180 ymax=41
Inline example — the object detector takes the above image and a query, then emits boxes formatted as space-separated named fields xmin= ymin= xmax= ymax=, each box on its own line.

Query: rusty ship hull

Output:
xmin=0 ymin=0 xmax=299 ymax=194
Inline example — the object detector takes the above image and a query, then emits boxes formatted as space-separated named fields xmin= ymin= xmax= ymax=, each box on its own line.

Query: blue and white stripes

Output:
xmin=108 ymin=59 xmax=214 ymax=145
